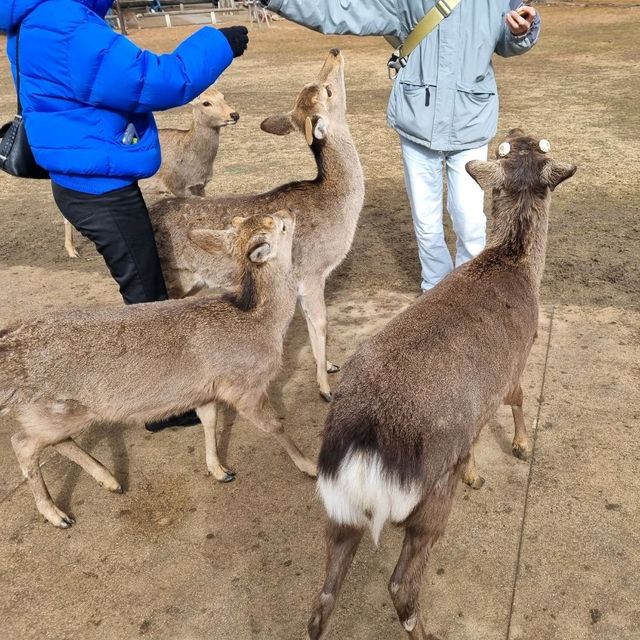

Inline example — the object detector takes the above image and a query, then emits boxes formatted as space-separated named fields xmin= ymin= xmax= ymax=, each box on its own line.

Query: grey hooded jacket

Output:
xmin=266 ymin=0 xmax=540 ymax=151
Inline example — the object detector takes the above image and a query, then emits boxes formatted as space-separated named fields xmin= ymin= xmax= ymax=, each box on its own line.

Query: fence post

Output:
xmin=114 ymin=0 xmax=127 ymax=36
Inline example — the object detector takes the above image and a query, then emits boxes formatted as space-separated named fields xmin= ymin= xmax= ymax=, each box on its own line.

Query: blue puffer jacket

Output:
xmin=0 ymin=0 xmax=234 ymax=194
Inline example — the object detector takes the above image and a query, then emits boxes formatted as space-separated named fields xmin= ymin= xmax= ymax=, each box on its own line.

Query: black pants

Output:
xmin=52 ymin=182 xmax=168 ymax=304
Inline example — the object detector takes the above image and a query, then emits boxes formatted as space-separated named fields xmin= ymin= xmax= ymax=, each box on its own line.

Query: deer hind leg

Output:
xmin=462 ymin=446 xmax=485 ymax=489
xmin=299 ymin=284 xmax=337 ymax=403
xmin=389 ymin=491 xmax=455 ymax=639
xmin=308 ymin=522 xmax=364 ymax=640
xmin=196 ymin=402 xmax=235 ymax=482
xmin=12 ymin=402 xmax=96 ymax=528
xmin=53 ymin=439 xmax=122 ymax=493
xmin=505 ymin=384 xmax=529 ymax=461
xmin=63 ymin=218 xmax=80 ymax=258
xmin=239 ymin=393 xmax=317 ymax=478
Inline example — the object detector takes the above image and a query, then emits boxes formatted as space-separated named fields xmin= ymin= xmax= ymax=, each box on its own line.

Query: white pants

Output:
xmin=400 ymin=136 xmax=488 ymax=290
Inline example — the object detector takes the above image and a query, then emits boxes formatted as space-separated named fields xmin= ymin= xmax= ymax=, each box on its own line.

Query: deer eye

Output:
xmin=326 ymin=86 xmax=333 ymax=98
xmin=202 ymin=101 xmax=211 ymax=107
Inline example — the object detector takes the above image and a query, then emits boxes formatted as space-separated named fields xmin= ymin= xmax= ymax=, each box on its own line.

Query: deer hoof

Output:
xmin=327 ymin=363 xmax=340 ymax=374
xmin=221 ymin=473 xmax=236 ymax=483
xmin=51 ymin=511 xmax=75 ymax=528
xmin=320 ymin=391 xmax=333 ymax=403
xmin=463 ymin=474 xmax=485 ymax=490
xmin=512 ymin=444 xmax=529 ymax=461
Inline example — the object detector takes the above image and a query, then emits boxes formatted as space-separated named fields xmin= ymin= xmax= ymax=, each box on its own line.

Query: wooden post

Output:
xmin=114 ymin=0 xmax=127 ymax=36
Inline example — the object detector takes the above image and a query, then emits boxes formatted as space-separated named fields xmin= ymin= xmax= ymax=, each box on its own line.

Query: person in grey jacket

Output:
xmin=261 ymin=0 xmax=540 ymax=291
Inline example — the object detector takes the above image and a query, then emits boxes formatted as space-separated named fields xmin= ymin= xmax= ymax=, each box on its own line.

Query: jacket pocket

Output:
xmin=450 ymin=82 xmax=498 ymax=148
xmin=391 ymin=81 xmax=437 ymax=143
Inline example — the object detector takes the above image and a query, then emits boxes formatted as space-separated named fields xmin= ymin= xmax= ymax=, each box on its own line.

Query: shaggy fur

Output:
xmin=307 ymin=130 xmax=577 ymax=640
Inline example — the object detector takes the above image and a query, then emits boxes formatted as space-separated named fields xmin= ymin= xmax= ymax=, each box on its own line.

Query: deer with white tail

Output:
xmin=306 ymin=130 xmax=576 ymax=640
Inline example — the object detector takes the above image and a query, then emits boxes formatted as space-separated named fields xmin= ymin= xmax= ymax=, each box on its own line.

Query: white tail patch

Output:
xmin=317 ymin=450 xmax=422 ymax=545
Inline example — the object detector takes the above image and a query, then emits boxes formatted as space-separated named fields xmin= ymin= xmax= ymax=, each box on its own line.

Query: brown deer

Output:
xmin=63 ymin=88 xmax=239 ymax=258
xmin=306 ymin=131 xmax=576 ymax=640
xmin=1 ymin=210 xmax=316 ymax=529
xmin=149 ymin=49 xmax=365 ymax=402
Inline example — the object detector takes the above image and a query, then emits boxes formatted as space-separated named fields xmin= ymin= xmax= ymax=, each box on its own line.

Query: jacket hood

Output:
xmin=1 ymin=0 xmax=114 ymax=32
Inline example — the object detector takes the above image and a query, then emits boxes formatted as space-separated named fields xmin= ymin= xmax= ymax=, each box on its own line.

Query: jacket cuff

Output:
xmin=512 ymin=13 xmax=541 ymax=44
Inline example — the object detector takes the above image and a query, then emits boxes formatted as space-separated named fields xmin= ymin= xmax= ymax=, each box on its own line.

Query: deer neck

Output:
xmin=185 ymin=122 xmax=221 ymax=160
xmin=488 ymin=189 xmax=551 ymax=294
xmin=311 ymin=124 xmax=363 ymax=192
xmin=231 ymin=260 xmax=298 ymax=330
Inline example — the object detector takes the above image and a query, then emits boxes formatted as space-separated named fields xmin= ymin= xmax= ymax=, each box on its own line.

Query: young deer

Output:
xmin=63 ymin=89 xmax=239 ymax=258
xmin=306 ymin=131 xmax=576 ymax=640
xmin=150 ymin=49 xmax=365 ymax=402
xmin=1 ymin=210 xmax=316 ymax=529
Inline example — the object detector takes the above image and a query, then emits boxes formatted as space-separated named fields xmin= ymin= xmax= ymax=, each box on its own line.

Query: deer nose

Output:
xmin=230 ymin=112 xmax=240 ymax=122
xmin=330 ymin=48 xmax=340 ymax=57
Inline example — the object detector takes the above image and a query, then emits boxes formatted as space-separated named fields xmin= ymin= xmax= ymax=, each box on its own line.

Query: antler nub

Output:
xmin=498 ymin=142 xmax=511 ymax=157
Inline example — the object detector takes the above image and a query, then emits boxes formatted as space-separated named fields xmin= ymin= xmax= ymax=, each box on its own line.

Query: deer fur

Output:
xmin=2 ymin=210 xmax=316 ymax=529
xmin=63 ymin=89 xmax=239 ymax=258
xmin=149 ymin=49 xmax=365 ymax=401
xmin=306 ymin=131 xmax=577 ymax=640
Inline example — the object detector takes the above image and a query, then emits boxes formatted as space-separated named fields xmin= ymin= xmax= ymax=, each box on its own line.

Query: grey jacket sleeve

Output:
xmin=495 ymin=1 xmax=541 ymax=57
xmin=266 ymin=0 xmax=402 ymax=38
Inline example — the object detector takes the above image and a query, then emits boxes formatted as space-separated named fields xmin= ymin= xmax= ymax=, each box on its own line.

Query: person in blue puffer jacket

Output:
xmin=0 ymin=0 xmax=248 ymax=430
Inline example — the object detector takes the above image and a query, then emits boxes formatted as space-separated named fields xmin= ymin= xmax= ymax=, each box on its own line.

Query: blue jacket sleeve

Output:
xmin=68 ymin=25 xmax=234 ymax=113
xmin=495 ymin=1 xmax=541 ymax=57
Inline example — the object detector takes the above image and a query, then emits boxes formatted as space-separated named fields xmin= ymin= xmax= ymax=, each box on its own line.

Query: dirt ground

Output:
xmin=0 ymin=5 xmax=639 ymax=640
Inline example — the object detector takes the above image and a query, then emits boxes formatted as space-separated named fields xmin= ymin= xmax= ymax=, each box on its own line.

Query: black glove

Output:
xmin=219 ymin=26 xmax=249 ymax=58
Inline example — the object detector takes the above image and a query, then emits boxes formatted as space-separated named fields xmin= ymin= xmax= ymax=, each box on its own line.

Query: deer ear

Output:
xmin=465 ymin=160 xmax=504 ymax=191
xmin=313 ymin=116 xmax=329 ymax=140
xmin=248 ymin=242 xmax=272 ymax=264
xmin=260 ymin=113 xmax=295 ymax=136
xmin=188 ymin=228 xmax=232 ymax=255
xmin=542 ymin=160 xmax=577 ymax=191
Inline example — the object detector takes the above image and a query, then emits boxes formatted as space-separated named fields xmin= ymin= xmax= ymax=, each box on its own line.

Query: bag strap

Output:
xmin=402 ymin=0 xmax=462 ymax=59
xmin=387 ymin=0 xmax=462 ymax=76
xmin=14 ymin=25 xmax=22 ymax=115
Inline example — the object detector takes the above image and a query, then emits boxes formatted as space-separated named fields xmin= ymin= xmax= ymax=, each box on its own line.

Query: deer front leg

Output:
xmin=238 ymin=394 xmax=317 ymax=478
xmin=196 ymin=402 xmax=235 ymax=482
xmin=63 ymin=218 xmax=80 ymax=258
xmin=462 ymin=447 xmax=485 ymax=489
xmin=299 ymin=282 xmax=336 ymax=402
xmin=505 ymin=384 xmax=529 ymax=461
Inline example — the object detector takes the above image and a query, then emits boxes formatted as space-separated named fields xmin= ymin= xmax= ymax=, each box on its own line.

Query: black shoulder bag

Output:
xmin=0 ymin=26 xmax=49 ymax=179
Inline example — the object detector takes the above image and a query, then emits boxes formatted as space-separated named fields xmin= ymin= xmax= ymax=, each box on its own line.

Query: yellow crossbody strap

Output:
xmin=402 ymin=0 xmax=462 ymax=58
